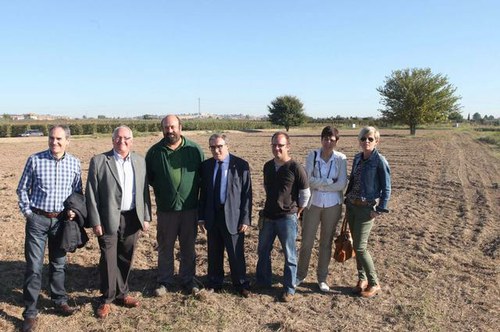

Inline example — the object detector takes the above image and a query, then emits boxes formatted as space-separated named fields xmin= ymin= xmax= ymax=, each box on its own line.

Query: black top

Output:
xmin=263 ymin=159 xmax=308 ymax=219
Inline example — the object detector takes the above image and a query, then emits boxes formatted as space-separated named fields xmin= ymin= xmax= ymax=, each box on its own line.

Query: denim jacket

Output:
xmin=346 ymin=149 xmax=391 ymax=213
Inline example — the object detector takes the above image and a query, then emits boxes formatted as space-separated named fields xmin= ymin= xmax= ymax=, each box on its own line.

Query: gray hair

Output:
xmin=208 ymin=133 xmax=228 ymax=144
xmin=112 ymin=125 xmax=133 ymax=140
xmin=50 ymin=125 xmax=71 ymax=138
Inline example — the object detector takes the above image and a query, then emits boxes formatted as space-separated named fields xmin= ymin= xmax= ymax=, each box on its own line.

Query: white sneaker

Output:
xmin=318 ymin=282 xmax=330 ymax=292
xmin=154 ymin=284 xmax=167 ymax=297
xmin=295 ymin=279 xmax=304 ymax=287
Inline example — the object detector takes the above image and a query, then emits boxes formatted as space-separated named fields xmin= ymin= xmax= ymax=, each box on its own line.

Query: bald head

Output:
xmin=161 ymin=114 xmax=182 ymax=147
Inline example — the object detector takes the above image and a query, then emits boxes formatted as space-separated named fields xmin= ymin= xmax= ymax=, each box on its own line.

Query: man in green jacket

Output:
xmin=146 ymin=115 xmax=204 ymax=295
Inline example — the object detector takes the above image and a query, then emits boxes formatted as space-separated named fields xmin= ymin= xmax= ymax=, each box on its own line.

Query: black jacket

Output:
xmin=60 ymin=192 xmax=89 ymax=252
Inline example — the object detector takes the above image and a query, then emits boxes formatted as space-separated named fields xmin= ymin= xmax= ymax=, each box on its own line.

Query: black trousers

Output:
xmin=98 ymin=209 xmax=141 ymax=303
xmin=207 ymin=209 xmax=248 ymax=290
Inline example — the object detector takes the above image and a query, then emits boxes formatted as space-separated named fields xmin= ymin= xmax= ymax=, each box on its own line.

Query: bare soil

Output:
xmin=0 ymin=128 xmax=498 ymax=332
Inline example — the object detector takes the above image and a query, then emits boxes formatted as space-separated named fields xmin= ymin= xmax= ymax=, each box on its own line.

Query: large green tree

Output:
xmin=267 ymin=95 xmax=306 ymax=131
xmin=377 ymin=68 xmax=461 ymax=135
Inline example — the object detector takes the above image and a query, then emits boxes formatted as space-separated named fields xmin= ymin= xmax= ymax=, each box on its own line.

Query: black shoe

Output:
xmin=183 ymin=282 xmax=200 ymax=295
xmin=239 ymin=288 xmax=251 ymax=298
xmin=205 ymin=286 xmax=223 ymax=293
xmin=22 ymin=317 xmax=38 ymax=332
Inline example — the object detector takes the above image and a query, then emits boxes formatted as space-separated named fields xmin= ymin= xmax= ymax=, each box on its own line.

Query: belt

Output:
xmin=349 ymin=199 xmax=375 ymax=207
xmin=120 ymin=208 xmax=136 ymax=215
xmin=32 ymin=207 xmax=61 ymax=218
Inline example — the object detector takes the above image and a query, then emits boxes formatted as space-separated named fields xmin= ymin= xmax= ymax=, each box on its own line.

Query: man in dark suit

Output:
xmin=86 ymin=125 xmax=151 ymax=318
xmin=198 ymin=133 xmax=252 ymax=297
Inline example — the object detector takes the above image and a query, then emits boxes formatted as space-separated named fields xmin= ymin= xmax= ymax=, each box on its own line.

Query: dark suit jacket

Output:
xmin=199 ymin=154 xmax=252 ymax=235
xmin=86 ymin=150 xmax=151 ymax=234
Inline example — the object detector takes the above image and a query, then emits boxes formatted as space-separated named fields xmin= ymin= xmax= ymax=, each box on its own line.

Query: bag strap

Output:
xmin=313 ymin=150 xmax=317 ymax=173
xmin=340 ymin=213 xmax=349 ymax=233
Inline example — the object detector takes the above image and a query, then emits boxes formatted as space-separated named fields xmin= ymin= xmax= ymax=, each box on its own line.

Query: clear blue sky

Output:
xmin=1 ymin=0 xmax=499 ymax=119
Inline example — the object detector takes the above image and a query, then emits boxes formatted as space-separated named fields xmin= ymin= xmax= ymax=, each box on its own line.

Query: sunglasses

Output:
xmin=360 ymin=137 xmax=375 ymax=142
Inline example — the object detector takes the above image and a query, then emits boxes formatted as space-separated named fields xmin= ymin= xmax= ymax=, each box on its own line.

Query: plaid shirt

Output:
xmin=17 ymin=150 xmax=82 ymax=216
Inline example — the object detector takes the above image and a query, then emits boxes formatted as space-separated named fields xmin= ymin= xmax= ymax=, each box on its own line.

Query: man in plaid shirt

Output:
xmin=17 ymin=125 xmax=82 ymax=332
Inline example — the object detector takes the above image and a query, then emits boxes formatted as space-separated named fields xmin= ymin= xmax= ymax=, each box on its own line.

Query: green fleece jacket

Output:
xmin=146 ymin=136 xmax=204 ymax=212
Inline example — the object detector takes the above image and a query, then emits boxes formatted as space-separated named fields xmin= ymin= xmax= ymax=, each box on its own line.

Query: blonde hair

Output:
xmin=358 ymin=126 xmax=380 ymax=141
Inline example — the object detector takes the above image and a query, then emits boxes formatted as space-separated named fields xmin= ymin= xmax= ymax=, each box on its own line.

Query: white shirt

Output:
xmin=113 ymin=150 xmax=135 ymax=211
xmin=306 ymin=149 xmax=347 ymax=208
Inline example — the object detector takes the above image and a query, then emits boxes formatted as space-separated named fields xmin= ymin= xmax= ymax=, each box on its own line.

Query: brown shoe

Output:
xmin=56 ymin=303 xmax=78 ymax=316
xmin=96 ymin=303 xmax=111 ymax=318
xmin=353 ymin=280 xmax=368 ymax=294
xmin=22 ymin=317 xmax=37 ymax=332
xmin=280 ymin=292 xmax=294 ymax=303
xmin=116 ymin=296 xmax=140 ymax=308
xmin=360 ymin=284 xmax=381 ymax=298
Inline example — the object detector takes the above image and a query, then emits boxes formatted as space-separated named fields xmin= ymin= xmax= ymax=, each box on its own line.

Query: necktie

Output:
xmin=214 ymin=161 xmax=223 ymax=206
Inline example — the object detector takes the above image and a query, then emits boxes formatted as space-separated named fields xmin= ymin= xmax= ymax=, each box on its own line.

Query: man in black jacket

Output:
xmin=198 ymin=133 xmax=252 ymax=297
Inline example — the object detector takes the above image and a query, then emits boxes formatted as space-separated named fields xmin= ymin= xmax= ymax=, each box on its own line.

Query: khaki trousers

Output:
xmin=297 ymin=204 xmax=342 ymax=282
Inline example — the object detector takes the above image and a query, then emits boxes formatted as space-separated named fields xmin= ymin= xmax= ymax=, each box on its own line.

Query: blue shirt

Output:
xmin=213 ymin=155 xmax=229 ymax=205
xmin=17 ymin=149 xmax=82 ymax=216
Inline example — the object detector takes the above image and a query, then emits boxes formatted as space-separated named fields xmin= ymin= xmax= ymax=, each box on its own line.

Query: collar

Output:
xmin=48 ymin=150 xmax=66 ymax=161
xmin=164 ymin=136 xmax=185 ymax=151
xmin=113 ymin=149 xmax=130 ymax=161
xmin=317 ymin=148 xmax=336 ymax=163
xmin=215 ymin=154 xmax=230 ymax=166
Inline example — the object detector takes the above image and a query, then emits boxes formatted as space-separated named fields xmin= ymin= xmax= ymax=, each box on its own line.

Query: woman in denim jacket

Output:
xmin=345 ymin=126 xmax=391 ymax=298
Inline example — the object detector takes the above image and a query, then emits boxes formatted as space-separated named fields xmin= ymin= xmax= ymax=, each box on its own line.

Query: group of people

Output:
xmin=16 ymin=115 xmax=391 ymax=332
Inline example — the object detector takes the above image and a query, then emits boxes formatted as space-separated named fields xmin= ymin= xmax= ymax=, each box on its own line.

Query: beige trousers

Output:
xmin=297 ymin=204 xmax=342 ymax=283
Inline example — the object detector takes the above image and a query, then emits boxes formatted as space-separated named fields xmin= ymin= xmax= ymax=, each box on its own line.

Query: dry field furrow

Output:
xmin=1 ymin=129 xmax=498 ymax=332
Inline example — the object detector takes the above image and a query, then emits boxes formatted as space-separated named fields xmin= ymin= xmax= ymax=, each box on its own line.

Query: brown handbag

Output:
xmin=333 ymin=214 xmax=356 ymax=263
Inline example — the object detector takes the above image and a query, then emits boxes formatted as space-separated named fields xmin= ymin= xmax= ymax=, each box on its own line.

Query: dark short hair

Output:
xmin=321 ymin=126 xmax=339 ymax=141
xmin=271 ymin=131 xmax=290 ymax=144
xmin=50 ymin=125 xmax=71 ymax=138
xmin=161 ymin=115 xmax=182 ymax=128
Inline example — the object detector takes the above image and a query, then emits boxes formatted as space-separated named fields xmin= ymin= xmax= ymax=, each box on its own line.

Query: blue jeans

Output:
xmin=23 ymin=213 xmax=67 ymax=318
xmin=256 ymin=214 xmax=298 ymax=295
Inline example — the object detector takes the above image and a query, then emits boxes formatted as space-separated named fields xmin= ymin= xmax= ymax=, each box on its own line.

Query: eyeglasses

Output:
xmin=360 ymin=137 xmax=375 ymax=142
xmin=209 ymin=144 xmax=225 ymax=151
xmin=271 ymin=143 xmax=287 ymax=148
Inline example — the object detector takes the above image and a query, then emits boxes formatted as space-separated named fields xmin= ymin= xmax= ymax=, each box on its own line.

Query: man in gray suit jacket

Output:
xmin=86 ymin=125 xmax=151 ymax=318
xmin=198 ymin=133 xmax=252 ymax=297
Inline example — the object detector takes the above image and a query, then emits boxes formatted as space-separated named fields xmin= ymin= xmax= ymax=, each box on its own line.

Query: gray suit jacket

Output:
xmin=199 ymin=154 xmax=252 ymax=235
xmin=86 ymin=150 xmax=151 ymax=234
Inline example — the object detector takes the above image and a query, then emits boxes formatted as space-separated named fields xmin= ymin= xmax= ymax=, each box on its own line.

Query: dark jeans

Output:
xmin=156 ymin=209 xmax=198 ymax=286
xmin=23 ymin=213 xmax=67 ymax=318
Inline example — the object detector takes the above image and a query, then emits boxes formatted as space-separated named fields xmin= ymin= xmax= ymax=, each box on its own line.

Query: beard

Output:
xmin=164 ymin=132 xmax=181 ymax=145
